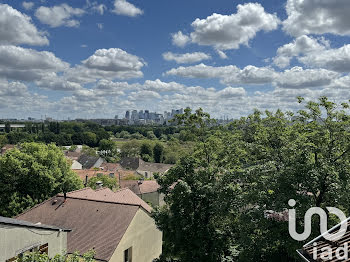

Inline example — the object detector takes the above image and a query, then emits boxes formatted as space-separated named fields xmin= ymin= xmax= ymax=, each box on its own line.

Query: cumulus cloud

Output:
xmin=34 ymin=73 xmax=82 ymax=91
xmin=162 ymin=52 xmax=211 ymax=64
xmin=85 ymin=1 xmax=106 ymax=15
xmin=64 ymin=48 xmax=146 ymax=84
xmin=283 ymin=0 xmax=350 ymax=37
xmin=0 ymin=4 xmax=48 ymax=46
xmin=299 ymin=45 xmax=350 ymax=73
xmin=165 ymin=63 xmax=341 ymax=89
xmin=113 ymin=0 xmax=143 ymax=17
xmin=273 ymin=35 xmax=329 ymax=68
xmin=0 ymin=80 xmax=28 ymax=97
xmin=35 ymin=4 xmax=85 ymax=28
xmin=171 ymin=31 xmax=191 ymax=48
xmin=22 ymin=2 xmax=34 ymax=10
xmin=82 ymin=48 xmax=145 ymax=72
xmin=165 ymin=63 xmax=277 ymax=85
xmin=189 ymin=3 xmax=280 ymax=51
xmin=275 ymin=67 xmax=340 ymax=89
xmin=0 ymin=45 xmax=69 ymax=81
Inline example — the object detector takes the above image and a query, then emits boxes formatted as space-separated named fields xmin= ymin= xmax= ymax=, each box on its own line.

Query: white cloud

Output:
xmin=171 ymin=31 xmax=191 ymax=48
xmin=0 ymin=45 xmax=69 ymax=81
xmin=142 ymin=79 xmax=185 ymax=92
xmin=82 ymin=48 xmax=145 ymax=73
xmin=97 ymin=23 xmax=103 ymax=29
xmin=275 ymin=67 xmax=340 ymax=89
xmin=299 ymin=45 xmax=350 ymax=73
xmin=189 ymin=3 xmax=280 ymax=51
xmin=162 ymin=52 xmax=211 ymax=64
xmin=273 ymin=35 xmax=329 ymax=68
xmin=283 ymin=0 xmax=350 ymax=37
xmin=165 ymin=63 xmax=277 ymax=85
xmin=65 ymin=48 xmax=146 ymax=84
xmin=86 ymin=1 xmax=106 ymax=15
xmin=0 ymin=4 xmax=48 ymax=46
xmin=34 ymin=73 xmax=82 ymax=91
xmin=0 ymin=80 xmax=28 ymax=97
xmin=113 ymin=0 xmax=143 ymax=17
xmin=22 ymin=2 xmax=34 ymax=10
xmin=35 ymin=4 xmax=85 ymax=28
xmin=129 ymin=90 xmax=162 ymax=100
xmin=165 ymin=63 xmax=341 ymax=89
xmin=216 ymin=50 xmax=228 ymax=59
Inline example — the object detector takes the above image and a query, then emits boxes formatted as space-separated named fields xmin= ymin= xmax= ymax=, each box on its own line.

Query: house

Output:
xmin=297 ymin=218 xmax=350 ymax=261
xmin=71 ymin=160 xmax=83 ymax=170
xmin=77 ymin=154 xmax=104 ymax=169
xmin=120 ymin=180 xmax=165 ymax=207
xmin=1 ymin=144 xmax=15 ymax=155
xmin=120 ymin=157 xmax=174 ymax=179
xmin=0 ymin=216 xmax=70 ymax=262
xmin=16 ymin=188 xmax=162 ymax=262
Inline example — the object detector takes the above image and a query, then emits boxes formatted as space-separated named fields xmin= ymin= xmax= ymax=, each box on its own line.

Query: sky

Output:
xmin=1 ymin=0 xmax=350 ymax=120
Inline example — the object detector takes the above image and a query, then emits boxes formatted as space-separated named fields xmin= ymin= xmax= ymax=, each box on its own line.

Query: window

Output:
xmin=124 ymin=247 xmax=132 ymax=262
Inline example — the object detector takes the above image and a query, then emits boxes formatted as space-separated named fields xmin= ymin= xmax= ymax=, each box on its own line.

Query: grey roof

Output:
xmin=78 ymin=154 xmax=101 ymax=169
xmin=0 ymin=216 xmax=71 ymax=232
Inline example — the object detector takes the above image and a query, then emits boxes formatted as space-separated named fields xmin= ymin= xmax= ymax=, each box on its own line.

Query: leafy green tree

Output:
xmin=147 ymin=131 xmax=157 ymax=140
xmin=120 ymin=140 xmax=140 ymax=158
xmin=87 ymin=175 xmax=118 ymax=190
xmin=153 ymin=143 xmax=164 ymax=163
xmin=0 ymin=142 xmax=83 ymax=217
xmin=119 ymin=131 xmax=130 ymax=139
xmin=140 ymin=141 xmax=153 ymax=161
xmin=0 ymin=134 xmax=8 ymax=148
xmin=5 ymin=122 xmax=11 ymax=133
xmin=83 ymin=132 xmax=97 ymax=147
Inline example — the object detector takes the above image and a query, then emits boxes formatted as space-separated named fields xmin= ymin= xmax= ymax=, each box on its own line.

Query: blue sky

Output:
xmin=1 ymin=0 xmax=350 ymax=119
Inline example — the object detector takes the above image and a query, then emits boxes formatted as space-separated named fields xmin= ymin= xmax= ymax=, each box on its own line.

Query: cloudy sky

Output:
xmin=1 ymin=0 xmax=350 ymax=120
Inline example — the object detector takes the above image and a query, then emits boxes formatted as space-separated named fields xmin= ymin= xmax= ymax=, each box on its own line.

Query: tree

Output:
xmin=5 ymin=122 xmax=11 ymax=133
xmin=0 ymin=142 xmax=83 ymax=217
xmin=0 ymin=134 xmax=8 ymax=148
xmin=140 ymin=141 xmax=153 ymax=161
xmin=87 ymin=175 xmax=118 ymax=190
xmin=147 ymin=131 xmax=157 ymax=140
xmin=154 ymin=99 xmax=350 ymax=262
xmin=120 ymin=140 xmax=140 ymax=158
xmin=153 ymin=143 xmax=164 ymax=163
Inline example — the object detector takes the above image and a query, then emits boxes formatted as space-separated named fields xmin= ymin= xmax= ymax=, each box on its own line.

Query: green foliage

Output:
xmin=121 ymin=140 xmax=141 ymax=157
xmin=147 ymin=130 xmax=157 ymax=140
xmin=140 ymin=141 xmax=153 ymax=161
xmin=18 ymin=250 xmax=96 ymax=262
xmin=0 ymin=142 xmax=83 ymax=217
xmin=153 ymin=143 xmax=164 ymax=163
xmin=87 ymin=175 xmax=118 ymax=190
xmin=0 ymin=134 xmax=8 ymax=148
xmin=154 ymin=98 xmax=350 ymax=262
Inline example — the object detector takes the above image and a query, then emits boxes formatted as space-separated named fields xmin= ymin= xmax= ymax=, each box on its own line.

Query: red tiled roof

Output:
xmin=120 ymin=180 xmax=160 ymax=195
xmin=16 ymin=195 xmax=139 ymax=261
xmin=63 ymin=187 xmax=152 ymax=213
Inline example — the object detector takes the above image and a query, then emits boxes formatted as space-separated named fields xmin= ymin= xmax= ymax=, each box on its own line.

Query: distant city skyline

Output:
xmin=1 ymin=1 xmax=350 ymax=119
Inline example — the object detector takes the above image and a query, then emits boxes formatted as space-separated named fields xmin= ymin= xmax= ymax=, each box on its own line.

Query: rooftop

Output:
xmin=16 ymin=188 xmax=152 ymax=261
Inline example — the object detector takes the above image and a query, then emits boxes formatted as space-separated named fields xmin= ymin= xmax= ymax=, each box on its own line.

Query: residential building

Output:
xmin=120 ymin=157 xmax=173 ymax=179
xmin=0 ymin=216 xmax=70 ymax=262
xmin=120 ymin=180 xmax=165 ymax=207
xmin=16 ymin=188 xmax=162 ymax=262
xmin=77 ymin=154 xmax=104 ymax=169
xmin=297 ymin=217 xmax=350 ymax=261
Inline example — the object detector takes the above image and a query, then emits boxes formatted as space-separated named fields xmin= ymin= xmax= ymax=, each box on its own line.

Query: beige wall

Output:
xmin=109 ymin=209 xmax=162 ymax=262
xmin=140 ymin=192 xmax=165 ymax=207
xmin=0 ymin=224 xmax=68 ymax=261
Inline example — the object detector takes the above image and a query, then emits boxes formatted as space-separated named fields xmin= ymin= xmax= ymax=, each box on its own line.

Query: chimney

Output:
xmin=96 ymin=181 xmax=103 ymax=189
